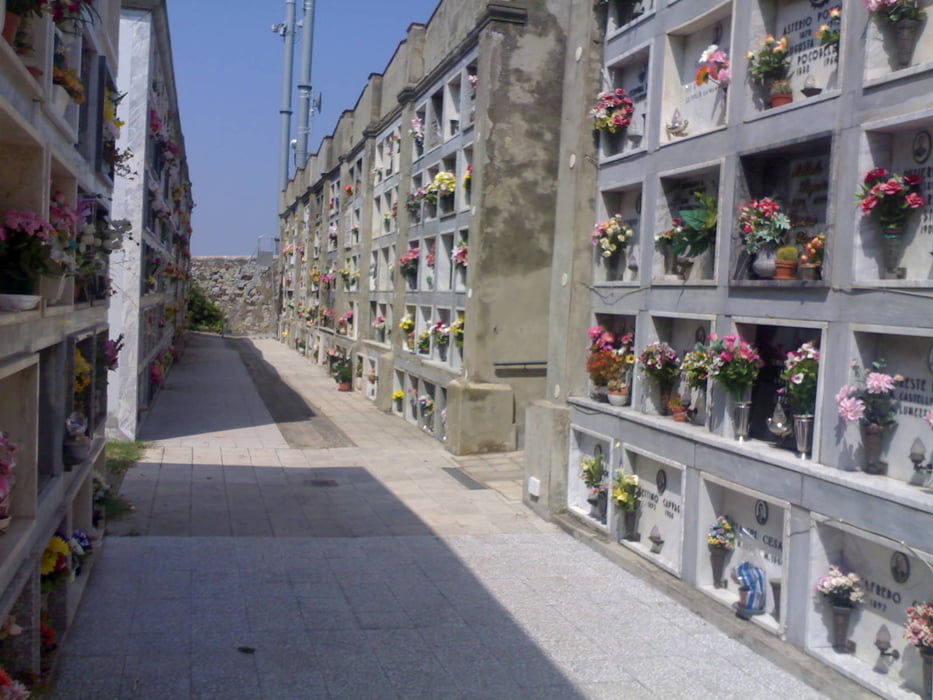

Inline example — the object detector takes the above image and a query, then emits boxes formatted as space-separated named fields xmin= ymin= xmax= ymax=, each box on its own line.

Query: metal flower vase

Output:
xmin=831 ymin=604 xmax=854 ymax=652
xmin=709 ymin=546 xmax=728 ymax=588
xmin=861 ymin=423 xmax=886 ymax=475
xmin=622 ymin=509 xmax=639 ymax=542
xmin=793 ymin=414 xmax=814 ymax=459
xmin=893 ymin=18 xmax=921 ymax=67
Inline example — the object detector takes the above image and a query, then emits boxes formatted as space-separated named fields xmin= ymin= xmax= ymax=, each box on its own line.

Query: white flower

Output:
xmin=699 ymin=44 xmax=719 ymax=64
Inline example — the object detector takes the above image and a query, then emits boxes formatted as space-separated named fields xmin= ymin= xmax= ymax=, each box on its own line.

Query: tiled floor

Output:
xmin=50 ymin=334 xmax=827 ymax=699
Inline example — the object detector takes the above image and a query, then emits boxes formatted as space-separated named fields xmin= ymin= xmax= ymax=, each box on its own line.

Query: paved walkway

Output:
xmin=52 ymin=333 xmax=827 ymax=699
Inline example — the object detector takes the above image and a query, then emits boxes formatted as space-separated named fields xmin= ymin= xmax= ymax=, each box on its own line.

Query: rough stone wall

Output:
xmin=189 ymin=257 xmax=277 ymax=335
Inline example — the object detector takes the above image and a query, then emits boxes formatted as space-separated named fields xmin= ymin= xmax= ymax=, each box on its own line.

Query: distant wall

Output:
xmin=189 ymin=257 xmax=277 ymax=335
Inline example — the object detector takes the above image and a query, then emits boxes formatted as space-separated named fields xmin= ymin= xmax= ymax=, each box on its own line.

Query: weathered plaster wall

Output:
xmin=189 ymin=257 xmax=277 ymax=335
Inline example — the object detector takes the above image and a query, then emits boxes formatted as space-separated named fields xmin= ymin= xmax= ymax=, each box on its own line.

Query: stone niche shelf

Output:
xmin=853 ymin=121 xmax=933 ymax=284
xmin=593 ymin=185 xmax=642 ymax=284
xmin=697 ymin=475 xmax=788 ymax=636
xmin=566 ymin=427 xmax=613 ymax=534
xmin=604 ymin=0 xmax=656 ymax=37
xmin=808 ymin=519 xmax=933 ymax=700
xmin=660 ymin=5 xmax=731 ymax=146
xmin=653 ymin=163 xmax=721 ymax=284
xmin=862 ymin=7 xmax=933 ymax=84
xmin=746 ymin=0 xmax=841 ymax=114
xmin=598 ymin=45 xmax=650 ymax=162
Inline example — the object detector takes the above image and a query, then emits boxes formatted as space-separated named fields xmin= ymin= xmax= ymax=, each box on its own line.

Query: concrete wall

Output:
xmin=189 ymin=257 xmax=276 ymax=335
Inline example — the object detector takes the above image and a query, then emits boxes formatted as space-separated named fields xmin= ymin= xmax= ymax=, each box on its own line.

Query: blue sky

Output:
xmin=167 ymin=0 xmax=439 ymax=256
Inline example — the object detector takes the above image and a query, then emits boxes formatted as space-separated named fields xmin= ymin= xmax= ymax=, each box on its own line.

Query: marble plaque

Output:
xmin=630 ymin=454 xmax=684 ymax=575
xmin=775 ymin=1 xmax=840 ymax=93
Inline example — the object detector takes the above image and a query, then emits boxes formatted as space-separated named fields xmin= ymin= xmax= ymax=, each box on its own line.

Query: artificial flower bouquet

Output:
xmin=707 ymin=334 xmax=762 ymax=400
xmin=746 ymin=34 xmax=791 ymax=82
xmin=780 ymin=341 xmax=820 ymax=415
xmin=398 ymin=314 xmax=415 ymax=333
xmin=0 ymin=210 xmax=57 ymax=292
xmin=580 ymin=452 xmax=606 ymax=495
xmin=816 ymin=7 xmax=842 ymax=47
xmin=657 ymin=191 xmax=718 ymax=258
xmin=451 ymin=317 xmax=464 ymax=348
xmin=695 ymin=45 xmax=731 ymax=87
xmin=680 ymin=342 xmax=712 ymax=391
xmin=638 ymin=341 xmax=680 ymax=388
xmin=904 ymin=601 xmax=933 ymax=652
xmin=398 ymin=247 xmax=420 ymax=277
xmin=863 ymin=0 xmax=927 ymax=23
xmin=816 ymin=564 xmax=865 ymax=608
xmin=707 ymin=515 xmax=736 ymax=550
xmin=737 ymin=197 xmax=790 ymax=253
xmin=611 ymin=472 xmax=639 ymax=511
xmin=591 ymin=214 xmax=634 ymax=259
xmin=432 ymin=320 xmax=450 ymax=346
xmin=856 ymin=168 xmax=926 ymax=230
xmin=589 ymin=88 xmax=635 ymax=133
xmin=834 ymin=360 xmax=900 ymax=428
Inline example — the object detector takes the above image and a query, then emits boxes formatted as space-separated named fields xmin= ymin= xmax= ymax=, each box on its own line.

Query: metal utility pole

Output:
xmin=295 ymin=0 xmax=316 ymax=167
xmin=276 ymin=0 xmax=297 ymax=191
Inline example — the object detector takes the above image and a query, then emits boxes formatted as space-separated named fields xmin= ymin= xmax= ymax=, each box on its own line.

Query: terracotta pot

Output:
xmin=769 ymin=93 xmax=793 ymax=108
xmin=774 ymin=260 xmax=797 ymax=280
xmin=799 ymin=263 xmax=821 ymax=281
xmin=672 ymin=408 xmax=689 ymax=422
xmin=337 ymin=381 xmax=351 ymax=392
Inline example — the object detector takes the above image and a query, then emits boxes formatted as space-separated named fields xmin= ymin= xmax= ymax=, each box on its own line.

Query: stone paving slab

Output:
xmin=51 ymin=334 xmax=828 ymax=699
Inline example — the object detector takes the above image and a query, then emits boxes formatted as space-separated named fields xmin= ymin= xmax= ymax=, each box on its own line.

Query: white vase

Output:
xmin=751 ymin=247 xmax=777 ymax=279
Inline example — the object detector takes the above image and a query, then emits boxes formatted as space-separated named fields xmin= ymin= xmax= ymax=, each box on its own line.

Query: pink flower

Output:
xmin=905 ymin=192 xmax=926 ymax=209
xmin=834 ymin=384 xmax=856 ymax=403
xmin=859 ymin=194 xmax=878 ymax=214
xmin=865 ymin=371 xmax=895 ymax=394
xmin=790 ymin=373 xmax=804 ymax=385
xmin=878 ymin=179 xmax=904 ymax=196
xmin=925 ymin=408 xmax=933 ymax=430
xmin=837 ymin=396 xmax=866 ymax=422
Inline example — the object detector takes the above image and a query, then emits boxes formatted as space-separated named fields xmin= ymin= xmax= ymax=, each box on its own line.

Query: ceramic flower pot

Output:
xmin=751 ymin=247 xmax=777 ymax=279
xmin=607 ymin=389 xmax=629 ymax=407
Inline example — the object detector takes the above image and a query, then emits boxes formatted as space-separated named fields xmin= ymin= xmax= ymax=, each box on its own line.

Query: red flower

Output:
xmin=904 ymin=173 xmax=922 ymax=187
xmin=859 ymin=193 xmax=878 ymax=214
xmin=864 ymin=167 xmax=888 ymax=184
xmin=905 ymin=192 xmax=926 ymax=209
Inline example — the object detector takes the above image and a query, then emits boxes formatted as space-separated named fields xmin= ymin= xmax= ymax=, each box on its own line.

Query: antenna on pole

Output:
xmin=276 ymin=0 xmax=297 ymax=191
xmin=295 ymin=0 xmax=316 ymax=167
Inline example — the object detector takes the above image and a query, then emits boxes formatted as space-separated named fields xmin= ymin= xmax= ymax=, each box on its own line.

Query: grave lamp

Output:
xmin=874 ymin=624 xmax=900 ymax=660
xmin=908 ymin=438 xmax=933 ymax=474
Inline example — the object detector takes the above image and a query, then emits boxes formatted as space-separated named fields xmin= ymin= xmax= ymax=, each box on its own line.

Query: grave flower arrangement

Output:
xmin=695 ymin=45 xmax=731 ymax=87
xmin=834 ymin=360 xmax=900 ymax=428
xmin=746 ymin=35 xmax=791 ymax=82
xmin=780 ymin=341 xmax=820 ymax=415
xmin=586 ymin=326 xmax=629 ymax=388
xmin=450 ymin=317 xmax=464 ymax=348
xmin=658 ymin=191 xmax=718 ymax=258
xmin=41 ymin=534 xmax=71 ymax=592
xmin=418 ymin=396 xmax=434 ymax=415
xmin=856 ymin=168 xmax=926 ymax=230
xmin=580 ymin=452 xmax=606 ymax=496
xmin=863 ymin=0 xmax=927 ymax=23
xmin=0 ymin=210 xmax=57 ymax=293
xmin=410 ymin=116 xmax=424 ymax=145
xmin=638 ymin=341 xmax=680 ymax=388
xmin=904 ymin=601 xmax=933 ymax=652
xmin=430 ymin=171 xmax=456 ymax=197
xmin=680 ymin=342 xmax=713 ymax=390
xmin=398 ymin=247 xmax=420 ymax=277
xmin=707 ymin=515 xmax=736 ymax=550
xmin=417 ymin=330 xmax=431 ymax=353
xmin=451 ymin=241 xmax=468 ymax=269
xmin=372 ymin=315 xmax=386 ymax=330
xmin=392 ymin=390 xmax=405 ymax=401
xmin=591 ymin=214 xmax=634 ymax=258
xmin=816 ymin=564 xmax=865 ymax=608
xmin=611 ymin=472 xmax=639 ymax=511
xmin=0 ymin=664 xmax=29 ymax=700
xmin=431 ymin=320 xmax=450 ymax=346
xmin=737 ymin=197 xmax=790 ymax=253
xmin=816 ymin=7 xmax=842 ymax=48
xmin=589 ymin=88 xmax=635 ymax=133
xmin=398 ymin=314 xmax=415 ymax=333
xmin=707 ymin=334 xmax=762 ymax=400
